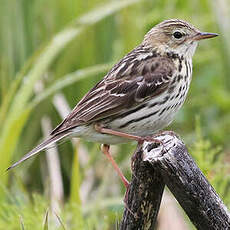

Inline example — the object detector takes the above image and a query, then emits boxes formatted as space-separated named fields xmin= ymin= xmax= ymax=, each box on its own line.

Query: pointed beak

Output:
xmin=192 ymin=32 xmax=219 ymax=41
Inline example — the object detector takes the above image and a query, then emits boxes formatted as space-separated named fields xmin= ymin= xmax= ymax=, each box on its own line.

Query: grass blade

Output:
xmin=19 ymin=216 xmax=25 ymax=230
xmin=43 ymin=209 xmax=49 ymax=230
xmin=70 ymin=146 xmax=81 ymax=205
xmin=54 ymin=212 xmax=66 ymax=230
xmin=29 ymin=63 xmax=111 ymax=110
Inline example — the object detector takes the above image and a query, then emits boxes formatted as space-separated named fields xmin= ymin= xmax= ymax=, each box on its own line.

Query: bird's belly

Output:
xmin=106 ymin=79 xmax=190 ymax=138
xmin=72 ymin=104 xmax=178 ymax=145
xmin=72 ymin=98 xmax=183 ymax=145
xmin=72 ymin=77 xmax=190 ymax=145
xmin=111 ymin=104 xmax=177 ymax=137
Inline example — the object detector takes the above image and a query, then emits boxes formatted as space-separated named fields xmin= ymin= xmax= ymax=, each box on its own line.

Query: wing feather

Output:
xmin=51 ymin=47 xmax=175 ymax=135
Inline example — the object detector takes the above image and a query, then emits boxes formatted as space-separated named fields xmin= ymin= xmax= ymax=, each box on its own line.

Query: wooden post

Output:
xmin=120 ymin=132 xmax=230 ymax=230
xmin=120 ymin=143 xmax=165 ymax=230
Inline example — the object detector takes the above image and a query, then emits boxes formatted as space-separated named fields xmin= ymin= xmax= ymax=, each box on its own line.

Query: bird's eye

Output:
xmin=173 ymin=31 xmax=183 ymax=39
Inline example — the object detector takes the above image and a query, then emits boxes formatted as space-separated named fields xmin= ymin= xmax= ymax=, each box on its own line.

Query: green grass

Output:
xmin=0 ymin=0 xmax=230 ymax=228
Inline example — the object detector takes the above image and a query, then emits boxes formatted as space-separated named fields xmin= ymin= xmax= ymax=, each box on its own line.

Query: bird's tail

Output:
xmin=7 ymin=131 xmax=70 ymax=171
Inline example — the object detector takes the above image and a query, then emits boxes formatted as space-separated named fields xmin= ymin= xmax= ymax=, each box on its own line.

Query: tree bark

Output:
xmin=120 ymin=131 xmax=230 ymax=230
xmin=119 ymin=143 xmax=165 ymax=230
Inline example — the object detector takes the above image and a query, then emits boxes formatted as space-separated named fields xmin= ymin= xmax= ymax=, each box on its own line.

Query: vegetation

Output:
xmin=0 ymin=0 xmax=229 ymax=229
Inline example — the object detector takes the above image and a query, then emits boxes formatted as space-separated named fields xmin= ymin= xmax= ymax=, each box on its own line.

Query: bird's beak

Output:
xmin=192 ymin=32 xmax=219 ymax=41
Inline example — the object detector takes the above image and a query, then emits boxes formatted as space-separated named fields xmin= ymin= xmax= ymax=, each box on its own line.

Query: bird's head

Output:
xmin=143 ymin=19 xmax=218 ymax=59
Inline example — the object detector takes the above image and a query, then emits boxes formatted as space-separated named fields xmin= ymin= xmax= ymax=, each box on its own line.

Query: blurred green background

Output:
xmin=0 ymin=0 xmax=230 ymax=229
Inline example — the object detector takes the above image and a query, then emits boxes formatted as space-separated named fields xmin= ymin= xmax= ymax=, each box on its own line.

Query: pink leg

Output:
xmin=101 ymin=144 xmax=129 ymax=188
xmin=95 ymin=124 xmax=163 ymax=145
xmin=95 ymin=124 xmax=143 ymax=143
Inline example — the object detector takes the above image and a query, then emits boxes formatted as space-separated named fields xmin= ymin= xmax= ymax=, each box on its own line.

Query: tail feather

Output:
xmin=7 ymin=132 xmax=70 ymax=171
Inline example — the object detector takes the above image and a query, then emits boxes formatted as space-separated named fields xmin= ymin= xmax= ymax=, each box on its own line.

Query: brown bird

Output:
xmin=8 ymin=19 xmax=218 ymax=187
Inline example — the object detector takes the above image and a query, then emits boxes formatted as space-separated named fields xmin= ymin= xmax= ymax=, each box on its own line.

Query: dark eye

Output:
xmin=173 ymin=31 xmax=183 ymax=39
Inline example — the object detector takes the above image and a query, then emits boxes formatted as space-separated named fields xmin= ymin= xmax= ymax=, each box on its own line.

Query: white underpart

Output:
xmin=158 ymin=41 xmax=198 ymax=60
xmin=179 ymin=41 xmax=198 ymax=59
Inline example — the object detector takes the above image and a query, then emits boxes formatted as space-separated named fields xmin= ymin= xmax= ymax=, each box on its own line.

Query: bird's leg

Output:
xmin=95 ymin=124 xmax=167 ymax=160
xmin=95 ymin=124 xmax=145 ymax=144
xmin=101 ymin=144 xmax=133 ymax=212
xmin=96 ymin=124 xmax=166 ymax=206
xmin=101 ymin=144 xmax=129 ymax=188
xmin=95 ymin=124 xmax=163 ymax=146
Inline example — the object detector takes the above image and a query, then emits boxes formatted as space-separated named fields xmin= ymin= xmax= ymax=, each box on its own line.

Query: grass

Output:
xmin=0 ymin=0 xmax=230 ymax=229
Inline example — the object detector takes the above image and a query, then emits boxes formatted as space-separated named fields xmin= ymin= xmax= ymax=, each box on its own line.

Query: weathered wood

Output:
xmin=119 ymin=144 xmax=165 ymax=230
xmin=120 ymin=132 xmax=230 ymax=230
xmin=142 ymin=132 xmax=230 ymax=230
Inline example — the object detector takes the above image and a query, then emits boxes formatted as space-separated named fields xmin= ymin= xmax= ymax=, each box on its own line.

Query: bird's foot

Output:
xmin=137 ymin=134 xmax=169 ymax=154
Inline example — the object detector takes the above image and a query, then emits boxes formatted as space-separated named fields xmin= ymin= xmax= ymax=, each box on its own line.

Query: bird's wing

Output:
xmin=51 ymin=49 xmax=175 ymax=135
xmin=8 ymin=48 xmax=175 ymax=170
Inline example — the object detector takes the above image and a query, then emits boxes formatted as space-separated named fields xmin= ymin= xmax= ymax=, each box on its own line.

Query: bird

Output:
xmin=8 ymin=19 xmax=218 ymax=187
